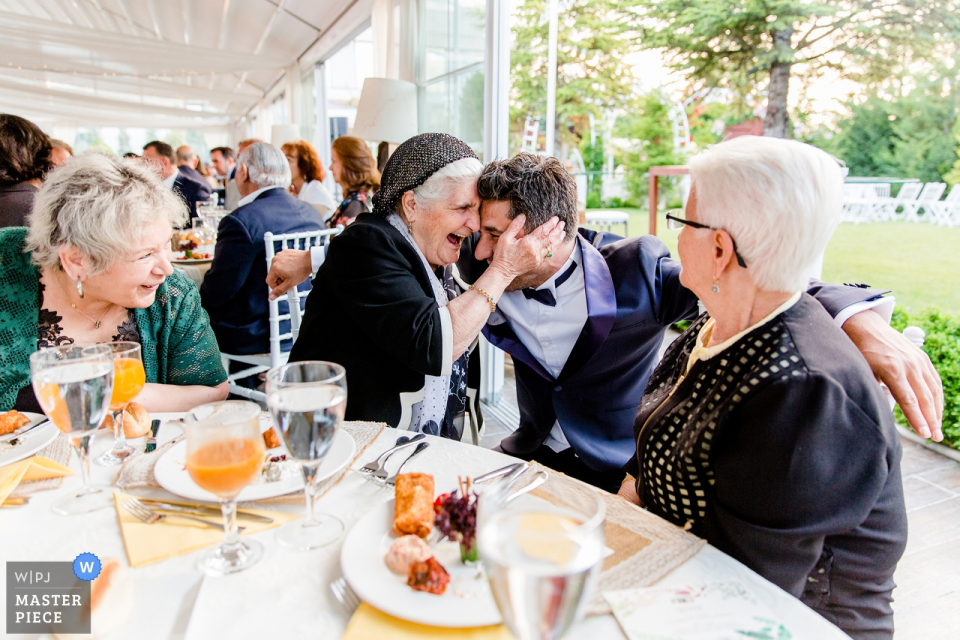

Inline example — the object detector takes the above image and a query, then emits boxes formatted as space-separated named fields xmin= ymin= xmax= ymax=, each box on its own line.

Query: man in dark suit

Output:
xmin=461 ymin=153 xmax=941 ymax=492
xmin=142 ymin=140 xmax=212 ymax=218
xmin=200 ymin=142 xmax=325 ymax=358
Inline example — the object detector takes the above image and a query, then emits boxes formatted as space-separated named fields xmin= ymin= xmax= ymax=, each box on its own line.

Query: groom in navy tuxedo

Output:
xmin=458 ymin=153 xmax=934 ymax=493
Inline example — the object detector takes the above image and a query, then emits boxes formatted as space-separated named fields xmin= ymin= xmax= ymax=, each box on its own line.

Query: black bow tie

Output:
xmin=522 ymin=261 xmax=579 ymax=307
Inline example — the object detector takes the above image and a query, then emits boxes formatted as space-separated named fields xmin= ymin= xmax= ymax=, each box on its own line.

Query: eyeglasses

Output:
xmin=665 ymin=209 xmax=747 ymax=269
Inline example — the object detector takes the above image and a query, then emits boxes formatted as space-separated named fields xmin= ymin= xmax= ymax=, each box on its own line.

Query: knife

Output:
xmin=139 ymin=500 xmax=275 ymax=523
xmin=0 ymin=419 xmax=49 ymax=444
xmin=144 ymin=419 xmax=162 ymax=453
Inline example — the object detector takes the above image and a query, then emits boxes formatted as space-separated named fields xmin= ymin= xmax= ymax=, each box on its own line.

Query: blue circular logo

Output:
xmin=73 ymin=553 xmax=101 ymax=581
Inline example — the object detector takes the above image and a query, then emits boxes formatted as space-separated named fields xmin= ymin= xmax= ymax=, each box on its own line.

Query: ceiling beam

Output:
xmin=217 ymin=0 xmax=231 ymax=50
xmin=145 ymin=0 xmax=163 ymax=39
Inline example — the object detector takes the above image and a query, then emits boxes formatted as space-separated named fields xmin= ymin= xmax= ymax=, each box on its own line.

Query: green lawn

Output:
xmin=584 ymin=208 xmax=960 ymax=314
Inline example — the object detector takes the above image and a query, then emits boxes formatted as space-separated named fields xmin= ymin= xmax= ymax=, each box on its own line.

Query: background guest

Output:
xmin=282 ymin=140 xmax=337 ymax=219
xmin=328 ymin=136 xmax=380 ymax=228
xmin=0 ymin=113 xmax=53 ymax=228
xmin=177 ymin=145 xmax=218 ymax=190
xmin=0 ymin=153 xmax=228 ymax=412
xmin=49 ymin=139 xmax=73 ymax=167
xmin=142 ymin=140 xmax=212 ymax=219
xmin=200 ymin=142 xmax=325 ymax=364
xmin=620 ymin=136 xmax=906 ymax=639
xmin=224 ymin=138 xmax=261 ymax=211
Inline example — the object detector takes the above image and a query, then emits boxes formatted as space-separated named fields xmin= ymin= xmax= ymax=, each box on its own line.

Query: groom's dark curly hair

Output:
xmin=476 ymin=153 xmax=578 ymax=241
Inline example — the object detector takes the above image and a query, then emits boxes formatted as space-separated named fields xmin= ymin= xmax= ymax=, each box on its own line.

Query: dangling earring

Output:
xmin=711 ymin=278 xmax=720 ymax=294
xmin=76 ymin=276 xmax=84 ymax=299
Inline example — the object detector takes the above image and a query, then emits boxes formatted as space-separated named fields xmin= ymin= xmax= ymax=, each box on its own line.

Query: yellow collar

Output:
xmin=686 ymin=291 xmax=802 ymax=375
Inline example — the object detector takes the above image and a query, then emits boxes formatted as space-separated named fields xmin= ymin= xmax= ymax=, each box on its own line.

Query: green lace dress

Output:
xmin=0 ymin=227 xmax=227 ymax=411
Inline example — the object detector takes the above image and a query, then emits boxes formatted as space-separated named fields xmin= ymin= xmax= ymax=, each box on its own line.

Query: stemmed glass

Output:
xmin=477 ymin=480 xmax=606 ymax=640
xmin=265 ymin=361 xmax=347 ymax=550
xmin=184 ymin=401 xmax=265 ymax=576
xmin=30 ymin=344 xmax=115 ymax=515
xmin=96 ymin=342 xmax=145 ymax=466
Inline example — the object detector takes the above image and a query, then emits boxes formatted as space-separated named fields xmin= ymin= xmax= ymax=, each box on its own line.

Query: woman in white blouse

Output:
xmin=282 ymin=140 xmax=337 ymax=219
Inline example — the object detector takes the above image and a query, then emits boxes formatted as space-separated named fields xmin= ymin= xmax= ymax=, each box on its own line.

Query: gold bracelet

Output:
xmin=469 ymin=285 xmax=496 ymax=313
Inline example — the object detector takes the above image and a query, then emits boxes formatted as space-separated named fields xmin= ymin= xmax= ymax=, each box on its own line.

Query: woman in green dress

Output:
xmin=0 ymin=152 xmax=228 ymax=412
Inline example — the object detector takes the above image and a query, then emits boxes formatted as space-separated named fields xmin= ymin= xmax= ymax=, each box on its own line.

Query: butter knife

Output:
xmin=139 ymin=500 xmax=274 ymax=524
xmin=144 ymin=419 xmax=162 ymax=453
xmin=0 ymin=419 xmax=49 ymax=444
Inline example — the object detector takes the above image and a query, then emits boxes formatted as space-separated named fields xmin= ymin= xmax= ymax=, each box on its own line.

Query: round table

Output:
xmin=0 ymin=417 xmax=849 ymax=640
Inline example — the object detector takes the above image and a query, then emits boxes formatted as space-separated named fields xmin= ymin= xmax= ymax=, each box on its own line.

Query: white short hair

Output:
xmin=688 ymin=136 xmax=844 ymax=292
xmin=411 ymin=157 xmax=484 ymax=208
xmin=27 ymin=152 xmax=187 ymax=275
xmin=239 ymin=142 xmax=291 ymax=189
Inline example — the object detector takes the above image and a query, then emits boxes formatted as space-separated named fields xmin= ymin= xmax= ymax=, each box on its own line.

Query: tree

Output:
xmin=635 ymin=0 xmax=960 ymax=138
xmin=614 ymin=92 xmax=678 ymax=206
xmin=510 ymin=0 xmax=643 ymax=154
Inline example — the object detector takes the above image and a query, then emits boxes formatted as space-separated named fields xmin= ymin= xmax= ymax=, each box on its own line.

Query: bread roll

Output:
xmin=97 ymin=403 xmax=151 ymax=438
xmin=393 ymin=473 xmax=434 ymax=538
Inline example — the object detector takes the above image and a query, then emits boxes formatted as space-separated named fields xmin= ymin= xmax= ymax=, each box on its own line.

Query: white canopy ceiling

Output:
xmin=0 ymin=0 xmax=371 ymax=131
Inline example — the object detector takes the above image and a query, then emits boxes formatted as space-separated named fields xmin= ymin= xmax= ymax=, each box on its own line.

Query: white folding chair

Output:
xmin=929 ymin=184 xmax=960 ymax=227
xmin=876 ymin=182 xmax=922 ymax=221
xmin=220 ymin=227 xmax=343 ymax=402
xmin=901 ymin=182 xmax=946 ymax=223
xmin=841 ymin=184 xmax=873 ymax=224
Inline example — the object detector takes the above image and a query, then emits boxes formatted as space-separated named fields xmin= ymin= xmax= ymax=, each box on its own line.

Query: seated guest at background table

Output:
xmin=200 ymin=142 xmax=325 ymax=363
xmin=211 ymin=145 xmax=236 ymax=207
xmin=224 ymin=139 xmax=261 ymax=211
xmin=282 ymin=139 xmax=337 ymax=220
xmin=49 ymin=139 xmax=73 ymax=167
xmin=177 ymin=145 xmax=218 ymax=190
xmin=327 ymin=135 xmax=380 ymax=228
xmin=454 ymin=152 xmax=941 ymax=492
xmin=618 ymin=136 xmax=907 ymax=640
xmin=142 ymin=140 xmax=212 ymax=219
xmin=289 ymin=133 xmax=564 ymax=437
xmin=0 ymin=113 xmax=53 ymax=229
xmin=0 ymin=153 xmax=228 ymax=413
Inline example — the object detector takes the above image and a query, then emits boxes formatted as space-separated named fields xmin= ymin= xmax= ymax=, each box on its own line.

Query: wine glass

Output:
xmin=477 ymin=480 xmax=606 ymax=640
xmin=96 ymin=342 xmax=145 ymax=466
xmin=265 ymin=361 xmax=347 ymax=550
xmin=30 ymin=344 xmax=115 ymax=515
xmin=184 ymin=401 xmax=265 ymax=576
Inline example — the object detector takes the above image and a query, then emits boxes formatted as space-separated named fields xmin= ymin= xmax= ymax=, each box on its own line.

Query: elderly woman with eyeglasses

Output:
xmin=0 ymin=153 xmax=228 ymax=413
xmin=619 ymin=137 xmax=907 ymax=640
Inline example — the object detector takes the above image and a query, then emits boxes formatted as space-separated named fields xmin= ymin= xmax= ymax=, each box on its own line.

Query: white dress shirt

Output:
xmin=492 ymin=239 xmax=588 ymax=453
xmin=162 ymin=168 xmax=179 ymax=190
xmin=237 ymin=185 xmax=283 ymax=208
xmin=297 ymin=180 xmax=337 ymax=219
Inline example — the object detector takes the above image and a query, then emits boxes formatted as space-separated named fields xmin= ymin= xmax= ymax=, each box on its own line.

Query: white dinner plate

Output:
xmin=154 ymin=427 xmax=355 ymax=503
xmin=0 ymin=413 xmax=60 ymax=468
xmin=172 ymin=256 xmax=212 ymax=264
xmin=341 ymin=500 xmax=501 ymax=628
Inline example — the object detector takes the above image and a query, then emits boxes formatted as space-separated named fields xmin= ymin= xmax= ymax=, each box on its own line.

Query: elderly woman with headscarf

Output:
xmin=618 ymin=137 xmax=906 ymax=639
xmin=0 ymin=153 xmax=229 ymax=413
xmin=290 ymin=133 xmax=565 ymax=437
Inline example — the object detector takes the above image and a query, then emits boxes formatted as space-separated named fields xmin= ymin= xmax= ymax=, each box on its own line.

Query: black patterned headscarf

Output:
xmin=372 ymin=133 xmax=478 ymax=216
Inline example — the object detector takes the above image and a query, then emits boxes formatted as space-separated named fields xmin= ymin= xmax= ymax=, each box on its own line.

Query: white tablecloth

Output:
xmin=1 ymin=416 xmax=848 ymax=640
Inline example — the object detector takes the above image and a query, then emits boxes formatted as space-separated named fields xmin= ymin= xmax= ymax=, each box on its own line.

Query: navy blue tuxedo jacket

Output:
xmin=200 ymin=188 xmax=325 ymax=355
xmin=173 ymin=171 xmax=213 ymax=218
xmin=459 ymin=229 xmax=887 ymax=474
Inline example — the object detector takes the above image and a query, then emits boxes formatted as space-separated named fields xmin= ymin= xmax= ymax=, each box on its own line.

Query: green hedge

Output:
xmin=891 ymin=308 xmax=960 ymax=450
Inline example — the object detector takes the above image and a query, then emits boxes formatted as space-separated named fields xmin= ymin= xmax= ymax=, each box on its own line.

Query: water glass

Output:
xmin=96 ymin=342 xmax=145 ymax=466
xmin=30 ymin=344 xmax=115 ymax=515
xmin=265 ymin=361 xmax=347 ymax=550
xmin=184 ymin=401 xmax=265 ymax=576
xmin=477 ymin=480 xmax=606 ymax=640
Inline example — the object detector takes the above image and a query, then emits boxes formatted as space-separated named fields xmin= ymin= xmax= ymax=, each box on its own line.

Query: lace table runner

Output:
xmin=9 ymin=434 xmax=73 ymax=499
xmin=527 ymin=462 xmax=706 ymax=616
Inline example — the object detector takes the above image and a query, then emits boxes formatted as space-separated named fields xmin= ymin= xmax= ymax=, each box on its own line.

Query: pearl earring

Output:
xmin=711 ymin=278 xmax=720 ymax=294
xmin=76 ymin=276 xmax=84 ymax=299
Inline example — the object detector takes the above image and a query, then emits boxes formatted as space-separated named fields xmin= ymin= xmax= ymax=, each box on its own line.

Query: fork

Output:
xmin=356 ymin=433 xmax=425 ymax=476
xmin=121 ymin=496 xmax=244 ymax=533
xmin=330 ymin=577 xmax=361 ymax=616
xmin=383 ymin=442 xmax=430 ymax=484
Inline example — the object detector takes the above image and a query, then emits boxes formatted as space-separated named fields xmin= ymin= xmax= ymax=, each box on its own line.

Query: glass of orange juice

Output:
xmin=30 ymin=344 xmax=114 ymax=515
xmin=184 ymin=401 xmax=265 ymax=576
xmin=96 ymin=342 xmax=146 ymax=466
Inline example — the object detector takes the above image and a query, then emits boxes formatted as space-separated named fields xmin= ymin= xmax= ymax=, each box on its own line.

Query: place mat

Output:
xmin=255 ymin=421 xmax=386 ymax=504
xmin=9 ymin=434 xmax=73 ymax=499
xmin=526 ymin=462 xmax=706 ymax=616
xmin=343 ymin=603 xmax=512 ymax=640
xmin=113 ymin=492 xmax=300 ymax=568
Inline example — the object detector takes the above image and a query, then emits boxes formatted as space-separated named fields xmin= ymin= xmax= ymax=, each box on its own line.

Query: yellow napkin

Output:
xmin=0 ymin=456 xmax=74 ymax=504
xmin=113 ymin=492 xmax=301 ymax=568
xmin=342 ymin=603 xmax=513 ymax=640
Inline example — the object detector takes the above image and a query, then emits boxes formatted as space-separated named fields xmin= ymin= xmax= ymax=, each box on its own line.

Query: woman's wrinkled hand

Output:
xmin=488 ymin=214 xmax=566 ymax=280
